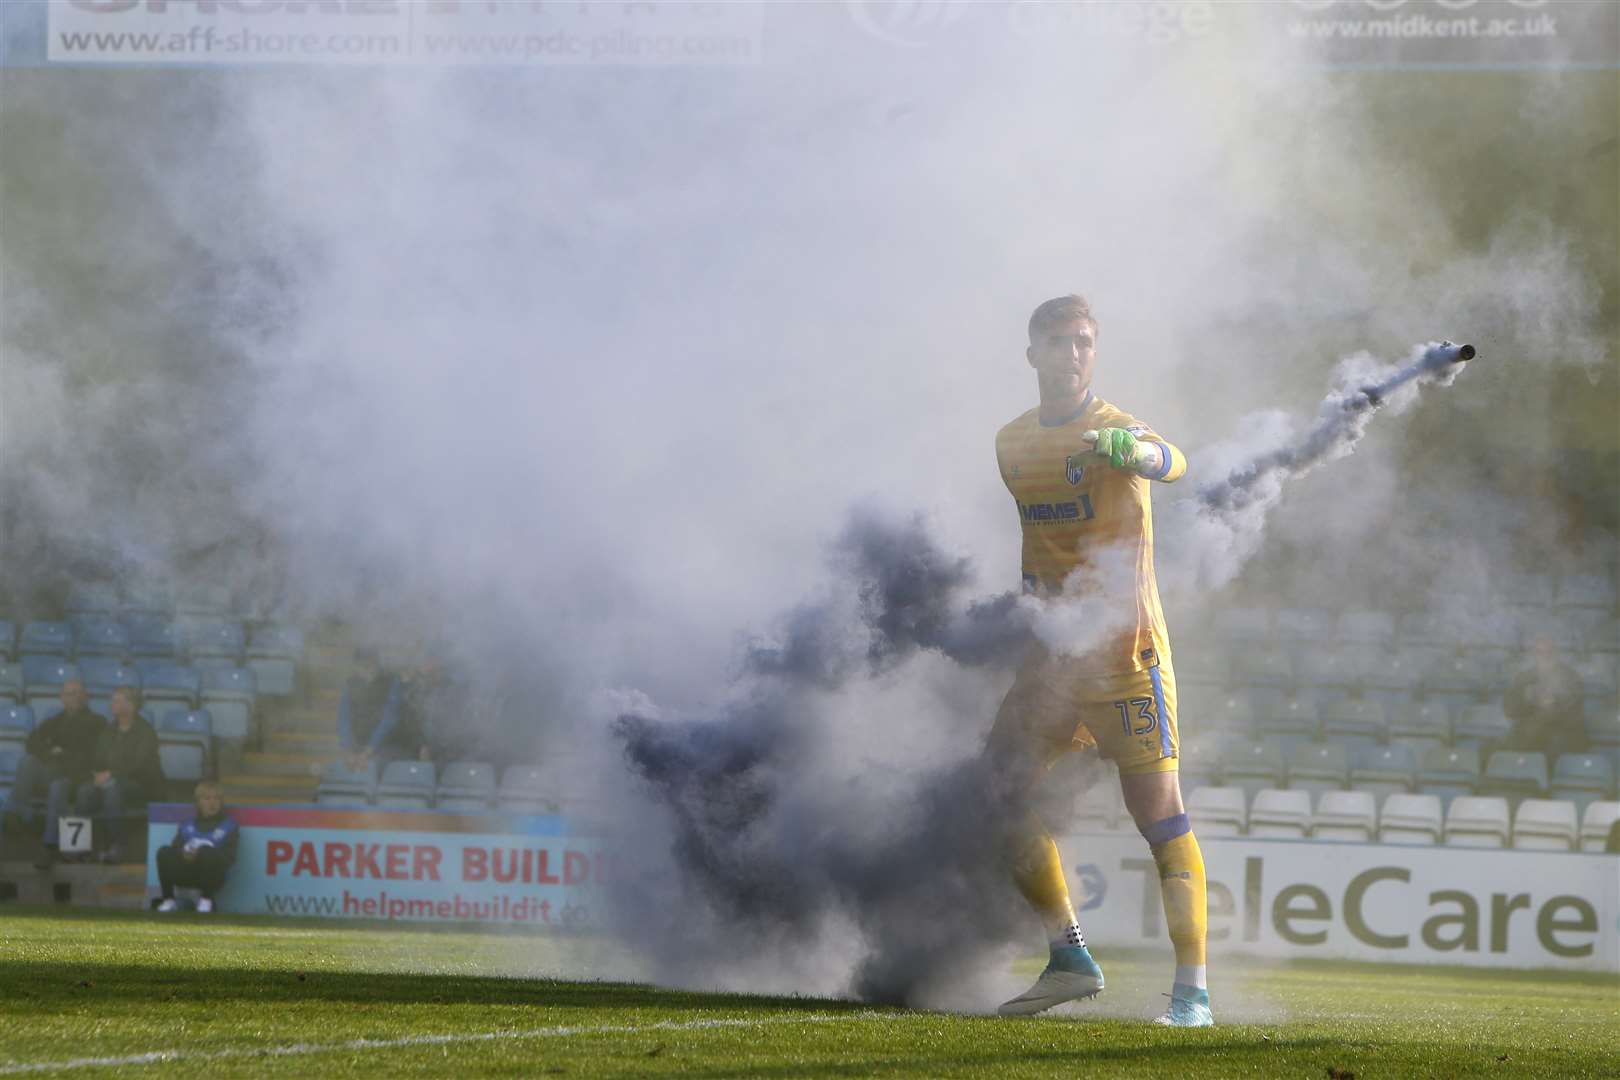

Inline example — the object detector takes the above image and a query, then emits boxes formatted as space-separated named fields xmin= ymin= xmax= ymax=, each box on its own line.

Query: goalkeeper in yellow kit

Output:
xmin=989 ymin=294 xmax=1211 ymax=1027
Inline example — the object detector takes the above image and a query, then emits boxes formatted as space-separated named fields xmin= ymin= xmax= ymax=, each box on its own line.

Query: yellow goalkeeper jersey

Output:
xmin=995 ymin=391 xmax=1187 ymax=676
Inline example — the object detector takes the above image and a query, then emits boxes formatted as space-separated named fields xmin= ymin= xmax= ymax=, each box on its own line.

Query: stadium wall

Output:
xmin=1062 ymin=832 xmax=1618 ymax=973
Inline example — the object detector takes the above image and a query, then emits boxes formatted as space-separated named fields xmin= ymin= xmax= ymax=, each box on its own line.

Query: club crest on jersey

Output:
xmin=1064 ymin=455 xmax=1085 ymax=485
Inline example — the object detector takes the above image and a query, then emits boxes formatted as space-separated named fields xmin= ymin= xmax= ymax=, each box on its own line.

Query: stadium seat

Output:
xmin=1555 ymin=572 xmax=1616 ymax=610
xmin=1551 ymin=753 xmax=1616 ymax=815
xmin=1212 ymin=606 xmax=1271 ymax=645
xmin=1361 ymin=647 xmax=1435 ymax=710
xmin=1589 ymin=618 xmax=1619 ymax=657
xmin=1579 ymin=801 xmax=1619 ymax=852
xmin=1451 ymin=704 xmax=1511 ymax=755
xmin=1444 ymin=795 xmax=1510 ymax=848
xmin=1510 ymin=799 xmax=1578 ymax=851
xmin=498 ymin=764 xmax=562 ymax=815
xmin=1255 ymin=696 xmax=1318 ymax=754
xmin=1501 ymin=572 xmax=1554 ymax=611
xmin=1584 ymin=701 xmax=1619 ymax=752
xmin=1287 ymin=742 xmax=1349 ymax=799
xmin=125 ymin=615 xmax=178 ymax=658
xmin=245 ymin=623 xmax=304 ymax=698
xmin=1480 ymin=750 xmax=1549 ymax=807
xmin=180 ymin=617 xmax=245 ymax=662
xmin=376 ymin=760 xmax=436 ymax=809
xmin=21 ymin=656 xmax=78 ymax=702
xmin=1186 ymin=785 xmax=1247 ymax=837
xmin=1178 ymin=743 xmax=1219 ymax=797
xmin=0 ymin=703 xmax=34 ymax=758
xmin=0 ymin=662 xmax=19 ymax=707
xmin=119 ymin=584 xmax=173 ymax=616
xmin=1378 ymin=793 xmax=1442 ymax=845
xmin=1232 ymin=647 xmax=1295 ymax=692
xmin=1220 ymin=741 xmax=1286 ymax=804
xmin=316 ymin=759 xmax=378 ymax=807
xmin=134 ymin=660 xmax=199 ymax=710
xmin=72 ymin=616 xmax=130 ymax=658
xmin=1337 ymin=610 xmax=1396 ymax=647
xmin=1248 ymin=789 xmax=1311 ymax=839
xmin=198 ymin=665 xmax=256 ymax=741
xmin=1319 ymin=697 xmax=1386 ymax=754
xmin=1573 ymin=654 xmax=1620 ymax=702
xmin=175 ymin=583 xmax=235 ymax=615
xmin=1313 ymin=790 xmax=1377 ymax=843
xmin=79 ymin=657 xmax=141 ymax=716
xmin=1296 ymin=646 xmax=1381 ymax=703
xmin=1387 ymin=701 xmax=1450 ymax=756
xmin=157 ymin=707 xmax=212 ymax=786
xmin=1420 ymin=653 xmax=1491 ymax=711
xmin=1417 ymin=745 xmax=1480 ymax=809
xmin=1208 ymin=688 xmax=1287 ymax=740
xmin=0 ymin=619 xmax=14 ymax=661
xmin=1350 ymin=743 xmax=1416 ymax=802
xmin=19 ymin=621 xmax=73 ymax=658
xmin=66 ymin=582 xmax=122 ymax=615
xmin=435 ymin=761 xmax=497 ymax=812
xmin=1398 ymin=611 xmax=1470 ymax=650
xmin=1275 ymin=607 xmax=1334 ymax=644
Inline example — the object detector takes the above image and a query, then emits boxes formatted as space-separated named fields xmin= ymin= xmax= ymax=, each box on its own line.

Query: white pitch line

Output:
xmin=0 ymin=1012 xmax=897 ymax=1076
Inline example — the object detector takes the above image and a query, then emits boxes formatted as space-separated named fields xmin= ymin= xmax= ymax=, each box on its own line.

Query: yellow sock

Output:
xmin=1009 ymin=831 xmax=1078 ymax=939
xmin=1150 ymin=828 xmax=1207 ymax=985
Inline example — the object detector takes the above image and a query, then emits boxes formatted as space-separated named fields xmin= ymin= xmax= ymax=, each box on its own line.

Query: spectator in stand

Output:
xmin=338 ymin=648 xmax=402 ymax=770
xmin=0 ymin=679 xmax=106 ymax=869
xmin=397 ymin=653 xmax=473 ymax=766
xmin=76 ymin=686 xmax=165 ymax=863
xmin=156 ymin=780 xmax=239 ymax=913
xmin=1503 ymin=636 xmax=1589 ymax=758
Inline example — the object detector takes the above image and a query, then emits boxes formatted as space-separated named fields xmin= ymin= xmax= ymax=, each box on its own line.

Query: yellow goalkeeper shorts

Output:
xmin=988 ymin=646 xmax=1180 ymax=776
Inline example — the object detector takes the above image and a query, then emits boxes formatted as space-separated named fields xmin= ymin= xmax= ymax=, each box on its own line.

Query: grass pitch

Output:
xmin=1 ymin=909 xmax=1615 ymax=1078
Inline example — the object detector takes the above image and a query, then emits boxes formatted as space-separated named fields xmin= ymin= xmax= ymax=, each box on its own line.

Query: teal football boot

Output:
xmin=997 ymin=945 xmax=1104 ymax=1016
xmin=1153 ymin=984 xmax=1213 ymax=1027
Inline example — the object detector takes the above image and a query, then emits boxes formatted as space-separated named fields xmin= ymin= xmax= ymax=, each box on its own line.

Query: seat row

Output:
xmin=1148 ymin=787 xmax=1620 ymax=852
xmin=0 ymin=663 xmax=258 ymax=741
xmin=0 ymin=616 xmax=301 ymax=671
xmin=1182 ymin=742 xmax=1617 ymax=814
xmin=0 ymin=705 xmax=217 ymax=803
xmin=314 ymin=760 xmax=566 ymax=814
xmin=63 ymin=581 xmax=258 ymax=620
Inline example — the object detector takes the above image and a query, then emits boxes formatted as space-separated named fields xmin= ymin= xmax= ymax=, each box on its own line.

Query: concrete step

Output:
xmin=265 ymin=731 xmax=339 ymax=755
xmin=218 ymin=773 xmax=318 ymax=804
xmin=0 ymin=859 xmax=148 ymax=908
xmin=240 ymin=751 xmax=326 ymax=779
xmin=274 ymin=708 xmax=336 ymax=734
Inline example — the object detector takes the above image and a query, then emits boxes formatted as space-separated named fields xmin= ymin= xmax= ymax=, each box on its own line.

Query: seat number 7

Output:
xmin=1115 ymin=696 xmax=1158 ymax=736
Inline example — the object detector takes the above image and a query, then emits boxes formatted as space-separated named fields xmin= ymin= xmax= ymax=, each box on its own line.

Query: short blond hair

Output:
xmin=1028 ymin=294 xmax=1096 ymax=342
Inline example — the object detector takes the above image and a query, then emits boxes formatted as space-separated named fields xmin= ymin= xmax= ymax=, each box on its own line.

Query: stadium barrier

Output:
xmin=144 ymin=804 xmax=612 ymax=927
xmin=1060 ymin=832 xmax=1617 ymax=972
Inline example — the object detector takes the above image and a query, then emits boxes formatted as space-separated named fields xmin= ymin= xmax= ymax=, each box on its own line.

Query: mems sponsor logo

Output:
xmin=1019 ymin=495 xmax=1095 ymax=525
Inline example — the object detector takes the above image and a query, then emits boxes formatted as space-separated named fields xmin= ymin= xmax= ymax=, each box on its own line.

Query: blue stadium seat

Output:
xmin=497 ymin=765 xmax=561 ymax=814
xmin=1186 ymin=785 xmax=1247 ymax=837
xmin=1584 ymin=700 xmax=1619 ymax=755
xmin=1420 ymin=653 xmax=1491 ymax=711
xmin=1319 ymin=696 xmax=1386 ymax=754
xmin=1173 ymin=649 xmax=1230 ymax=693
xmin=19 ymin=621 xmax=73 ymax=658
xmin=1551 ymin=753 xmax=1616 ymax=816
xmin=1511 ymin=799 xmax=1578 ymax=851
xmin=1418 ymin=745 xmax=1481 ymax=809
xmin=0 ymin=662 xmax=19 ymax=707
xmin=1480 ymin=750 xmax=1549 ymax=807
xmin=1220 ymin=741 xmax=1286 ymax=804
xmin=157 ymin=707 xmax=212 ymax=785
xmin=1451 ymin=704 xmax=1511 ymax=756
xmin=0 ymin=703 xmax=34 ymax=759
xmin=119 ymin=584 xmax=173 ymax=617
xmin=181 ymin=618 xmax=245 ymax=662
xmin=1555 ymin=572 xmax=1616 ymax=610
xmin=1275 ymin=608 xmax=1334 ymax=644
xmin=1361 ymin=647 xmax=1436 ymax=710
xmin=66 ymin=583 xmax=122 ymax=614
xmin=176 ymin=584 xmax=235 ymax=616
xmin=1500 ymin=572 xmax=1554 ymax=611
xmin=1313 ymin=790 xmax=1377 ymax=843
xmin=1337 ymin=611 xmax=1396 ymax=648
xmin=125 ymin=615 xmax=178 ymax=658
xmin=1287 ymin=742 xmax=1349 ymax=799
xmin=1248 ymin=788 xmax=1312 ymax=839
xmin=1207 ymin=688 xmax=1287 ymax=740
xmin=1387 ymin=700 xmax=1451 ymax=757
xmin=0 ymin=619 xmax=16 ymax=661
xmin=21 ymin=656 xmax=79 ymax=701
xmin=1378 ymin=793 xmax=1442 ymax=846
xmin=1398 ymin=611 xmax=1470 ymax=650
xmin=1574 ymin=654 xmax=1619 ymax=703
xmin=1350 ymin=743 xmax=1416 ymax=802
xmin=1255 ymin=696 xmax=1318 ymax=755
xmin=1296 ymin=646 xmax=1381 ymax=704
xmin=135 ymin=660 xmax=199 ymax=710
xmin=435 ymin=761 xmax=497 ymax=812
xmin=245 ymin=624 xmax=304 ymax=698
xmin=1444 ymin=795 xmax=1510 ymax=848
xmin=198 ymin=665 xmax=256 ymax=741
xmin=1232 ymin=647 xmax=1294 ymax=692
xmin=70 ymin=616 xmax=130 ymax=658
xmin=79 ymin=656 xmax=139 ymax=694
xmin=376 ymin=760 xmax=436 ymax=809
xmin=316 ymin=759 xmax=378 ymax=807
xmin=1212 ymin=607 xmax=1271 ymax=645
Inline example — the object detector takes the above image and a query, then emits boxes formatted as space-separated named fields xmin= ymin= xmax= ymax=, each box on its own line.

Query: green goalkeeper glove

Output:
xmin=1084 ymin=427 xmax=1147 ymax=470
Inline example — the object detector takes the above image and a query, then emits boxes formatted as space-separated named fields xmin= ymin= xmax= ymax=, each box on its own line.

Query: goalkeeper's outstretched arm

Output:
xmin=1083 ymin=428 xmax=1186 ymax=483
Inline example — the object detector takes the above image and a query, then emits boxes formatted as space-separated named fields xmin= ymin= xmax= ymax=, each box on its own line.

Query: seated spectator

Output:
xmin=398 ymin=653 xmax=475 ymax=766
xmin=75 ymin=685 xmax=165 ymax=864
xmin=338 ymin=648 xmax=402 ymax=770
xmin=156 ymin=780 xmax=239 ymax=913
xmin=0 ymin=679 xmax=106 ymax=869
xmin=1503 ymin=637 xmax=1588 ymax=758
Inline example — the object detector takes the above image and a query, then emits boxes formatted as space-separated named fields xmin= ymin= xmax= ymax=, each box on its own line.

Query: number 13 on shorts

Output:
xmin=1115 ymin=696 xmax=1159 ymax=736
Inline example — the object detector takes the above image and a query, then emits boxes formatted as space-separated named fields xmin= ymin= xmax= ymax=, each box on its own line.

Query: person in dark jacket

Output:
xmin=338 ymin=648 xmax=402 ymax=770
xmin=156 ymin=780 xmax=239 ymax=913
xmin=73 ymin=685 xmax=164 ymax=863
xmin=1503 ymin=637 xmax=1589 ymax=759
xmin=397 ymin=654 xmax=474 ymax=766
xmin=1 ymin=679 xmax=106 ymax=867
